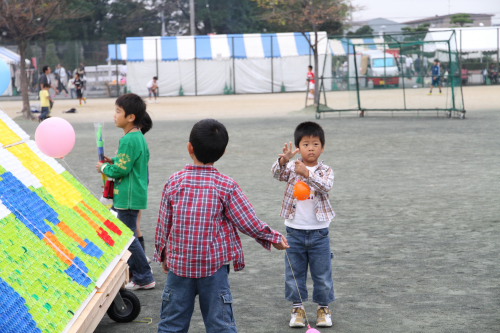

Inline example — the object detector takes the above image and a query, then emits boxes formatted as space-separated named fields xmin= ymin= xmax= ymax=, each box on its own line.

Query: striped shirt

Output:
xmin=271 ymin=159 xmax=335 ymax=222
xmin=154 ymin=164 xmax=283 ymax=278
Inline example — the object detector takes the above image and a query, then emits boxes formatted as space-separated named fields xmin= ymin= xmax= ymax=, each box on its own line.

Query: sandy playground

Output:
xmin=0 ymin=85 xmax=499 ymax=122
xmin=0 ymin=85 xmax=499 ymax=333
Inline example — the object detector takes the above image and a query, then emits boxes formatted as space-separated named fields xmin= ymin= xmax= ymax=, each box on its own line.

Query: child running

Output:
xmin=74 ymin=73 xmax=86 ymax=105
xmin=428 ymin=59 xmax=442 ymax=95
xmin=272 ymin=121 xmax=335 ymax=328
xmin=38 ymin=83 xmax=53 ymax=121
xmin=154 ymin=118 xmax=289 ymax=333
xmin=96 ymin=93 xmax=155 ymax=290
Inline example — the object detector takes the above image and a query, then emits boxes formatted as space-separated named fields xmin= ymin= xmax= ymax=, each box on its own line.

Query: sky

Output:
xmin=350 ymin=0 xmax=500 ymax=25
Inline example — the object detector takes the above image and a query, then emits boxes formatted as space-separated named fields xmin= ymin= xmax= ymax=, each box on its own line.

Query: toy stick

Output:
xmin=94 ymin=123 xmax=113 ymax=206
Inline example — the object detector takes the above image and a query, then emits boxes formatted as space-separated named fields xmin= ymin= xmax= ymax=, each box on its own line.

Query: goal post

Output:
xmin=316 ymin=30 xmax=466 ymax=119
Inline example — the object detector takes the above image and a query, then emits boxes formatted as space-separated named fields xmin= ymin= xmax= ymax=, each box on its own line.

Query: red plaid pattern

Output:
xmin=154 ymin=164 xmax=283 ymax=278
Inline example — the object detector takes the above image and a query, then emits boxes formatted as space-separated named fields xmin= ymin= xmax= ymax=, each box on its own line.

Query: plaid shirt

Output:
xmin=271 ymin=159 xmax=335 ymax=222
xmin=154 ymin=164 xmax=283 ymax=278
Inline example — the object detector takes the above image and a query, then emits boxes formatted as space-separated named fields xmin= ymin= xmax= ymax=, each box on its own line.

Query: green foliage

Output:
xmin=196 ymin=0 xmax=267 ymax=34
xmin=450 ymin=13 xmax=474 ymax=27
xmin=45 ymin=43 xmax=59 ymax=66
xmin=347 ymin=25 xmax=374 ymax=37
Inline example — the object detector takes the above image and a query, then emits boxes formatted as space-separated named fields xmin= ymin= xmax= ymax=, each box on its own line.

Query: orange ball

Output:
xmin=294 ymin=181 xmax=311 ymax=200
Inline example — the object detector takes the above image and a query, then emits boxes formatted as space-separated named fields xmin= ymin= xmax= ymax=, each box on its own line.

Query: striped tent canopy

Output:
xmin=107 ymin=44 xmax=127 ymax=61
xmin=329 ymin=37 xmax=385 ymax=56
xmin=0 ymin=46 xmax=30 ymax=65
xmin=125 ymin=32 xmax=329 ymax=62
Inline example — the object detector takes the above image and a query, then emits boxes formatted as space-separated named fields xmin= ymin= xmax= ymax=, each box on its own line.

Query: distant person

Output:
xmin=414 ymin=55 xmax=422 ymax=74
xmin=428 ymin=59 xmax=442 ymax=95
xmin=154 ymin=118 xmax=289 ymax=333
xmin=483 ymin=68 xmax=488 ymax=84
xmin=76 ymin=62 xmax=86 ymax=79
xmin=405 ymin=56 xmax=414 ymax=78
xmin=73 ymin=73 xmax=86 ymax=105
xmin=68 ymin=75 xmax=76 ymax=99
xmin=54 ymin=64 xmax=69 ymax=97
xmin=38 ymin=65 xmax=56 ymax=94
xmin=39 ymin=83 xmax=53 ymax=122
xmin=488 ymin=64 xmax=498 ymax=84
xmin=307 ymin=65 xmax=315 ymax=99
xmin=271 ymin=121 xmax=335 ymax=328
xmin=146 ymin=76 xmax=159 ymax=103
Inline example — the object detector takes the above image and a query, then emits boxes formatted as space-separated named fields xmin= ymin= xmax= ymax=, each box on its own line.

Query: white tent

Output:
xmin=424 ymin=27 xmax=500 ymax=59
xmin=0 ymin=47 xmax=31 ymax=96
xmin=123 ymin=32 xmax=331 ymax=96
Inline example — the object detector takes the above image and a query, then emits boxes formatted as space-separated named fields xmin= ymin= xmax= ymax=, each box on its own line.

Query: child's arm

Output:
xmin=226 ymin=183 xmax=288 ymax=250
xmin=271 ymin=142 xmax=299 ymax=181
xmin=305 ymin=163 xmax=334 ymax=194
xmin=154 ymin=182 xmax=173 ymax=268
xmin=99 ymin=141 xmax=136 ymax=179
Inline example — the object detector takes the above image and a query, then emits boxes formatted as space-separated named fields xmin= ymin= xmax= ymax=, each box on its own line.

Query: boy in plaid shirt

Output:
xmin=272 ymin=121 xmax=335 ymax=328
xmin=154 ymin=118 xmax=289 ymax=333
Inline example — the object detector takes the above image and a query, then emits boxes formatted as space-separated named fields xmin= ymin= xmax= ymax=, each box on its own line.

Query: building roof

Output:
xmin=349 ymin=18 xmax=408 ymax=34
xmin=404 ymin=13 xmax=493 ymax=25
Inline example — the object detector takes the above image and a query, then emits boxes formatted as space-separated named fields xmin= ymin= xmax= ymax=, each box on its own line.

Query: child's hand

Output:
xmin=272 ymin=235 xmax=290 ymax=250
xmin=96 ymin=162 xmax=104 ymax=173
xmin=162 ymin=260 xmax=169 ymax=274
xmin=294 ymin=160 xmax=309 ymax=178
xmin=102 ymin=156 xmax=113 ymax=164
xmin=279 ymin=142 xmax=299 ymax=165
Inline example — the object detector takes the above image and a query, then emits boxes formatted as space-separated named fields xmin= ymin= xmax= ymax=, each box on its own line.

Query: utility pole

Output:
xmin=160 ymin=10 xmax=166 ymax=36
xmin=190 ymin=0 xmax=195 ymax=35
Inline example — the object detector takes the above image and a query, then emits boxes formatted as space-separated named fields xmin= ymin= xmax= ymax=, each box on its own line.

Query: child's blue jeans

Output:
xmin=284 ymin=226 xmax=335 ymax=305
xmin=116 ymin=209 xmax=154 ymax=285
xmin=40 ymin=106 xmax=50 ymax=120
xmin=158 ymin=265 xmax=237 ymax=333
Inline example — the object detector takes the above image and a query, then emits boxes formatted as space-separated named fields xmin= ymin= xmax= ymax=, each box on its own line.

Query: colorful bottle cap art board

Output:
xmin=0 ymin=110 xmax=134 ymax=332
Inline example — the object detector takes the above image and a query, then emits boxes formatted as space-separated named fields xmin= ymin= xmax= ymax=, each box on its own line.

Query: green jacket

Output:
xmin=103 ymin=131 xmax=149 ymax=210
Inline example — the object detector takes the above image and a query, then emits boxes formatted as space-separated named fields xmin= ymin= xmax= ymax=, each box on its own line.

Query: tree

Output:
xmin=0 ymin=0 xmax=80 ymax=118
xmin=450 ymin=13 xmax=473 ymax=27
xmin=252 ymin=0 xmax=350 ymax=105
xmin=195 ymin=0 xmax=267 ymax=35
xmin=347 ymin=25 xmax=374 ymax=37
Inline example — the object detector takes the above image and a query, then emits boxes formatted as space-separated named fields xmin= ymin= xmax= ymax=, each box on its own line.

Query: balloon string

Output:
xmin=60 ymin=159 xmax=102 ymax=200
xmin=285 ymin=250 xmax=312 ymax=328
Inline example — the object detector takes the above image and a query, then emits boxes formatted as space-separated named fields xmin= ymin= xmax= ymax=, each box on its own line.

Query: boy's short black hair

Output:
xmin=115 ymin=93 xmax=152 ymax=134
xmin=42 ymin=83 xmax=51 ymax=88
xmin=294 ymin=121 xmax=325 ymax=147
xmin=189 ymin=119 xmax=228 ymax=164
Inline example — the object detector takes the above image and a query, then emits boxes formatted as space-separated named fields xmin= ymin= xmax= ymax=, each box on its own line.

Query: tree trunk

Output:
xmin=18 ymin=39 xmax=33 ymax=120
xmin=313 ymin=31 xmax=320 ymax=106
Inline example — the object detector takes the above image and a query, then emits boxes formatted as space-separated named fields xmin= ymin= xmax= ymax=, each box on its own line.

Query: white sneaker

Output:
xmin=316 ymin=307 xmax=332 ymax=327
xmin=124 ymin=280 xmax=155 ymax=290
xmin=289 ymin=307 xmax=306 ymax=328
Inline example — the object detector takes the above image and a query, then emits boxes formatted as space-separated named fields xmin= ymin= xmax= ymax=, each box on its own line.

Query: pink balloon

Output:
xmin=306 ymin=326 xmax=321 ymax=333
xmin=35 ymin=117 xmax=76 ymax=158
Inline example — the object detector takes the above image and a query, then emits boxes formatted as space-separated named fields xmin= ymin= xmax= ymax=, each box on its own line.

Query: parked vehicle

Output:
xmin=360 ymin=50 xmax=400 ymax=87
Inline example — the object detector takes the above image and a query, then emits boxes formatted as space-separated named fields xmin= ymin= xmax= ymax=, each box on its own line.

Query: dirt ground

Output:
xmin=1 ymin=85 xmax=500 ymax=333
xmin=1 ymin=85 xmax=497 ymax=122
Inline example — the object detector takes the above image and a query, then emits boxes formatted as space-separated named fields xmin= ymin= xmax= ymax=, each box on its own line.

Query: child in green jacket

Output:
xmin=97 ymin=93 xmax=155 ymax=290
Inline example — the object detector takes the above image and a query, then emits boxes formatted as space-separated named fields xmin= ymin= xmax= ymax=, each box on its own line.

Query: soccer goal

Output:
xmin=315 ymin=30 xmax=466 ymax=119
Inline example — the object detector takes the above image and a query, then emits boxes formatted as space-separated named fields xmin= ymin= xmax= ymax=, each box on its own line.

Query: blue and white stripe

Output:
xmin=124 ymin=32 xmax=329 ymax=62
xmin=107 ymin=44 xmax=127 ymax=61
